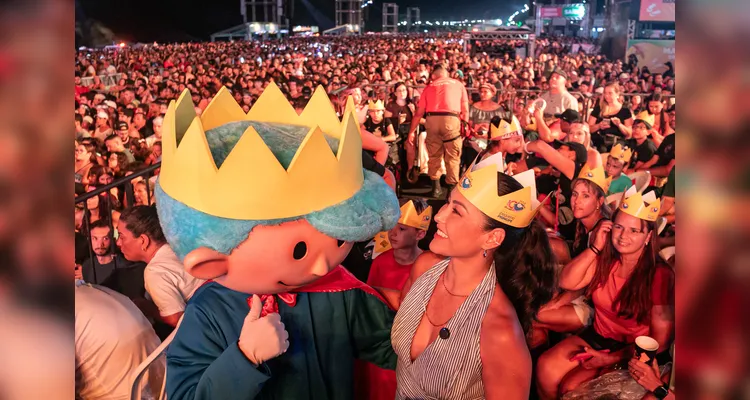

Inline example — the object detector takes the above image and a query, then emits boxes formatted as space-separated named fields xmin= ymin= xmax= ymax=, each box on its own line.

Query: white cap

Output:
xmin=83 ymin=115 xmax=93 ymax=124
xmin=97 ymin=111 xmax=109 ymax=119
xmin=104 ymin=100 xmax=117 ymax=109
xmin=619 ymin=72 xmax=629 ymax=79
xmin=594 ymin=87 xmax=604 ymax=94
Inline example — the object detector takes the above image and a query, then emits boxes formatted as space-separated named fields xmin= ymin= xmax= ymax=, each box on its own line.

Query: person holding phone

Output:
xmin=536 ymin=188 xmax=674 ymax=399
xmin=588 ymin=82 xmax=634 ymax=152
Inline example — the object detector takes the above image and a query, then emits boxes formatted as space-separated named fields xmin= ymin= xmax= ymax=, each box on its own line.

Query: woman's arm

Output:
xmin=525 ymin=140 xmax=577 ymax=180
xmin=533 ymin=109 xmax=557 ymax=143
xmin=587 ymin=149 xmax=603 ymax=169
xmin=360 ymin=129 xmax=389 ymax=165
xmin=481 ymin=293 xmax=532 ymax=400
xmin=612 ymin=117 xmax=633 ymax=138
xmin=587 ymin=115 xmax=601 ymax=133
xmin=560 ymin=220 xmax=611 ymax=290
xmin=381 ymin=124 xmax=397 ymax=143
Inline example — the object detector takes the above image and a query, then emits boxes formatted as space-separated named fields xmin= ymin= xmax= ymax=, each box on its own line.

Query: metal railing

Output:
xmin=75 ymin=163 xmax=160 ymax=284
xmin=80 ymin=73 xmax=123 ymax=88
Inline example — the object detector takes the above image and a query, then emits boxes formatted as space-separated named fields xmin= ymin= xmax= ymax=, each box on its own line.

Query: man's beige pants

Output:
xmin=425 ymin=115 xmax=462 ymax=185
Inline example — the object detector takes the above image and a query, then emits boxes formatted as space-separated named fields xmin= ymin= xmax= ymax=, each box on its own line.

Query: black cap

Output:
xmin=116 ymin=121 xmax=129 ymax=130
xmin=553 ymin=140 xmax=588 ymax=165
xmin=551 ymin=67 xmax=568 ymax=81
xmin=554 ymin=109 xmax=580 ymax=124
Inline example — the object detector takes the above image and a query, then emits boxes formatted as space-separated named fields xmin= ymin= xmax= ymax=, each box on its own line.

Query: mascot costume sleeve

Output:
xmin=155 ymin=83 xmax=401 ymax=399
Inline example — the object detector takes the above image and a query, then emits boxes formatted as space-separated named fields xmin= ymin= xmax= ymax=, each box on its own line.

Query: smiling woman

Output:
xmin=392 ymin=168 xmax=557 ymax=400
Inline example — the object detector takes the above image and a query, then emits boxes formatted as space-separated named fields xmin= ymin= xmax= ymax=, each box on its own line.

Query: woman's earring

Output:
xmin=483 ymin=249 xmax=487 ymax=258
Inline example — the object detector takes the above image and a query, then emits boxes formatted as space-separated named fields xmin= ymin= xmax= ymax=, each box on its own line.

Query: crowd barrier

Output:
xmin=80 ymin=73 xmax=123 ymax=88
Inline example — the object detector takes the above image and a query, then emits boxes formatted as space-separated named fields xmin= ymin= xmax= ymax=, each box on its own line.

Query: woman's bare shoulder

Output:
xmin=411 ymin=250 xmax=445 ymax=281
xmin=481 ymin=286 xmax=528 ymax=349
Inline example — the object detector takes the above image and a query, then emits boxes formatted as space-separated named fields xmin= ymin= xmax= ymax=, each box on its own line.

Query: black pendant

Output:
xmin=439 ymin=327 xmax=450 ymax=340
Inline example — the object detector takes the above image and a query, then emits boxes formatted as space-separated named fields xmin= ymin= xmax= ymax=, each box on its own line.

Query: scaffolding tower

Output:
xmin=382 ymin=3 xmax=399 ymax=32
xmin=406 ymin=7 xmax=420 ymax=32
xmin=335 ymin=0 xmax=363 ymax=33
xmin=239 ymin=0 xmax=290 ymax=36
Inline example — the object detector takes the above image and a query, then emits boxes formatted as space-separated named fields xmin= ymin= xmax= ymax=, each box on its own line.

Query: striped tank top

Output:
xmin=391 ymin=258 xmax=497 ymax=399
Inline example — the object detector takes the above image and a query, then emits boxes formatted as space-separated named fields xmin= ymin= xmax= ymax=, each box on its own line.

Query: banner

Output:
xmin=626 ymin=40 xmax=675 ymax=73
xmin=639 ymin=0 xmax=676 ymax=22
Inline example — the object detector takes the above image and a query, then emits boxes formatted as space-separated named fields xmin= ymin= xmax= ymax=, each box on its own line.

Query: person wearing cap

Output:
xmin=625 ymin=112 xmax=657 ymax=170
xmin=93 ymin=110 xmax=113 ymax=143
xmin=539 ymin=67 xmax=578 ymax=120
xmin=537 ymin=187 xmax=673 ymax=399
xmin=531 ymin=99 xmax=579 ymax=143
xmin=588 ymin=82 xmax=634 ymax=152
xmin=408 ymin=64 xmax=470 ymax=198
xmin=605 ymin=143 xmax=635 ymax=195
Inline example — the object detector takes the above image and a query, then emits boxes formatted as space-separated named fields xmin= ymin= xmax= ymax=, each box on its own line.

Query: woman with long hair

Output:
xmin=392 ymin=168 xmax=557 ymax=399
xmin=644 ymin=93 xmax=670 ymax=147
xmin=588 ymin=82 xmax=634 ymax=152
xmin=75 ymin=142 xmax=98 ymax=186
xmin=531 ymin=168 xmax=612 ymax=347
xmin=567 ymin=122 xmax=602 ymax=169
xmin=536 ymin=189 xmax=674 ymax=399
xmin=83 ymin=185 xmax=121 ymax=226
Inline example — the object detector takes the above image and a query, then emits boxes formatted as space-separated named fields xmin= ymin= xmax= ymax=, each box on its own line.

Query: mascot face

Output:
xmin=155 ymin=85 xmax=400 ymax=295
xmin=183 ymin=219 xmax=354 ymax=294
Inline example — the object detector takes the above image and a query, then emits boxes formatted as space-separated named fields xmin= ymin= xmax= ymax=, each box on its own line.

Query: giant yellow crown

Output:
xmin=489 ymin=116 xmax=522 ymax=141
xmin=159 ymin=82 xmax=364 ymax=220
xmin=458 ymin=152 xmax=542 ymax=228
xmin=609 ymin=143 xmax=633 ymax=164
xmin=619 ymin=186 xmax=661 ymax=221
xmin=577 ymin=164 xmax=611 ymax=193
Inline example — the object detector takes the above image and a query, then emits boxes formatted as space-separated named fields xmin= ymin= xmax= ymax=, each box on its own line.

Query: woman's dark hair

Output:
xmin=484 ymin=173 xmax=558 ymax=335
xmin=108 ymin=152 xmax=130 ymax=176
xmin=586 ymin=209 xmax=661 ymax=324
xmin=78 ymin=142 xmax=98 ymax=165
xmin=119 ymin=205 xmax=166 ymax=244
xmin=647 ymin=93 xmax=669 ymax=133
xmin=570 ymin=178 xmax=612 ymax=252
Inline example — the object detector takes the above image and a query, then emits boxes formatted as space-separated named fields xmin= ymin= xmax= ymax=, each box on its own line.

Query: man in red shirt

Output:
xmin=408 ymin=64 xmax=469 ymax=198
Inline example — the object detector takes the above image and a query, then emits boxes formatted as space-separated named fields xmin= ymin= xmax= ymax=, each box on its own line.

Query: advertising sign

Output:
xmin=639 ymin=0 xmax=676 ymax=22
xmin=626 ymin=39 xmax=675 ymax=73
xmin=541 ymin=7 xmax=562 ymax=18
xmin=562 ymin=4 xmax=586 ymax=19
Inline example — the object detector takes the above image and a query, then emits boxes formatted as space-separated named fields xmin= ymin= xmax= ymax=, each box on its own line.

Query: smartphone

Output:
xmin=240 ymin=57 xmax=245 ymax=63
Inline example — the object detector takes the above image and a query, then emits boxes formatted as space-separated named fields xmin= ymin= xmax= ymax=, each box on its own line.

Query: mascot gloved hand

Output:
xmin=156 ymin=83 xmax=400 ymax=399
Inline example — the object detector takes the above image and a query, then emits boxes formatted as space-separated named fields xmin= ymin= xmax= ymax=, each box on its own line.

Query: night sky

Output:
xmin=76 ymin=0 xmax=525 ymax=42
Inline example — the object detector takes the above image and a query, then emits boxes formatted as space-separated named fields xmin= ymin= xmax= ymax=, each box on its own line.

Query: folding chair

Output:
xmin=627 ymin=170 xmax=651 ymax=193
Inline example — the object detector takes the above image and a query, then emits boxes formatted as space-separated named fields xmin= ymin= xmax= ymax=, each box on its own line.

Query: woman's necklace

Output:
xmin=424 ymin=274 xmax=469 ymax=340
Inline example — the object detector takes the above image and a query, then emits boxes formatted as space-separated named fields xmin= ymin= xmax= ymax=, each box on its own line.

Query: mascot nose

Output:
xmin=310 ymin=253 xmax=330 ymax=277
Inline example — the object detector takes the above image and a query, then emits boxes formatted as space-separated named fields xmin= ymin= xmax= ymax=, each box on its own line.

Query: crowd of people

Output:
xmin=74 ymin=34 xmax=675 ymax=400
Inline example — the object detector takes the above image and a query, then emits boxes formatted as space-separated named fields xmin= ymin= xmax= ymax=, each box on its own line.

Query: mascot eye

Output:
xmin=293 ymin=241 xmax=308 ymax=260
xmin=337 ymin=239 xmax=346 ymax=248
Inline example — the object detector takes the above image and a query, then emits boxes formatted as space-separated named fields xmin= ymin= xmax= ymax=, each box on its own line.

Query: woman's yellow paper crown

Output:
xmin=159 ymin=82 xmax=364 ymax=220
xmin=457 ymin=153 xmax=542 ymax=228
xmin=489 ymin=117 xmax=522 ymax=140
xmin=619 ymin=186 xmax=661 ymax=222
xmin=609 ymin=143 xmax=633 ymax=164
xmin=577 ymin=164 xmax=612 ymax=193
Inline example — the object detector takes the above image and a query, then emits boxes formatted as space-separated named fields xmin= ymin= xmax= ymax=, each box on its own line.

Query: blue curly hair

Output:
xmin=155 ymin=121 xmax=400 ymax=261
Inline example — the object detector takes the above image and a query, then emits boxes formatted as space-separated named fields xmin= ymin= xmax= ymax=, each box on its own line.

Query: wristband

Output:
xmin=589 ymin=245 xmax=601 ymax=255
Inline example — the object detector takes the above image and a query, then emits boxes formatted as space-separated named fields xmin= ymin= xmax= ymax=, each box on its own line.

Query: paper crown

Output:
xmin=159 ymin=82 xmax=364 ymax=220
xmin=398 ymin=200 xmax=433 ymax=231
xmin=368 ymin=100 xmax=385 ymax=110
xmin=577 ymin=164 xmax=611 ymax=193
xmin=373 ymin=231 xmax=392 ymax=254
xmin=634 ymin=111 xmax=655 ymax=128
xmin=489 ymin=117 xmax=522 ymax=141
xmin=609 ymin=143 xmax=633 ymax=164
xmin=457 ymin=153 xmax=542 ymax=228
xmin=619 ymin=186 xmax=661 ymax=221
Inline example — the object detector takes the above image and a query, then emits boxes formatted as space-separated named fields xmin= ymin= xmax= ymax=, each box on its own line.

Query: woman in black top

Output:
xmin=588 ymin=82 xmax=634 ymax=153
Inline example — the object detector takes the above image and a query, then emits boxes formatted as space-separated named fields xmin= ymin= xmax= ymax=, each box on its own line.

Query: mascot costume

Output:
xmin=155 ymin=83 xmax=401 ymax=399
